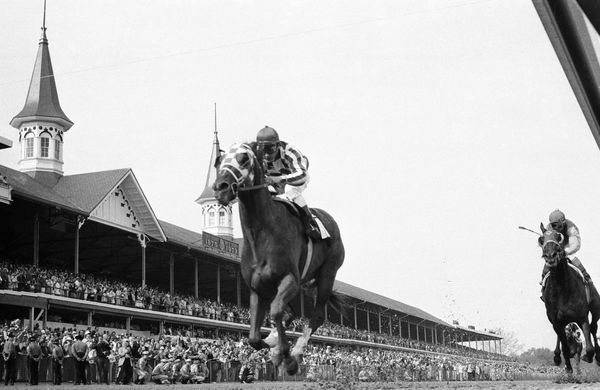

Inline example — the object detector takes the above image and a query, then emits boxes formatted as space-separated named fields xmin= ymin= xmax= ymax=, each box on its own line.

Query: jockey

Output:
xmin=256 ymin=126 xmax=321 ymax=240
xmin=540 ymin=209 xmax=593 ymax=298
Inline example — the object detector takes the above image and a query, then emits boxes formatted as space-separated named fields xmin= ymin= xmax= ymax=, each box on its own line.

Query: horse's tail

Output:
xmin=328 ymin=290 xmax=349 ymax=318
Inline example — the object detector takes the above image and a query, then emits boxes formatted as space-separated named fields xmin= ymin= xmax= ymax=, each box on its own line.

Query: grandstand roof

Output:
xmin=0 ymin=164 xmax=82 ymax=213
xmin=160 ymin=219 xmax=209 ymax=252
xmin=53 ymin=169 xmax=130 ymax=211
xmin=333 ymin=280 xmax=452 ymax=327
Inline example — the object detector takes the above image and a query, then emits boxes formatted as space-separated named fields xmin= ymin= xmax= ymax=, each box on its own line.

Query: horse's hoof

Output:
xmin=554 ymin=355 xmax=562 ymax=366
xmin=284 ymin=357 xmax=299 ymax=375
xmin=270 ymin=346 xmax=282 ymax=367
xmin=583 ymin=353 xmax=593 ymax=363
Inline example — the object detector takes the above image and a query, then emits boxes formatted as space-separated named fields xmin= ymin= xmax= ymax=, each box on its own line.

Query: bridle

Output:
xmin=219 ymin=144 xmax=267 ymax=196
xmin=542 ymin=232 xmax=565 ymax=262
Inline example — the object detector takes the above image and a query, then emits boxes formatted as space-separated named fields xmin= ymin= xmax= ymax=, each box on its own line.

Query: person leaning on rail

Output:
xmin=539 ymin=209 xmax=593 ymax=301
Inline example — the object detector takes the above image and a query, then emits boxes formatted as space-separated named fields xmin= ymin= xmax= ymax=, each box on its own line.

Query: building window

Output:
xmin=25 ymin=138 xmax=34 ymax=158
xmin=209 ymin=210 xmax=215 ymax=226
xmin=40 ymin=137 xmax=50 ymax=157
xmin=54 ymin=139 xmax=61 ymax=160
xmin=219 ymin=210 xmax=226 ymax=225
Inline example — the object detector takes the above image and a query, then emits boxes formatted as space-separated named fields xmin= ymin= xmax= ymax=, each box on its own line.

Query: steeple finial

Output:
xmin=213 ymin=102 xmax=219 ymax=143
xmin=40 ymin=0 xmax=48 ymax=43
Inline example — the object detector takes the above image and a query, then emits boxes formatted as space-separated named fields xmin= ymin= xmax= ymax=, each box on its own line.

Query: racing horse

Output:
xmin=539 ymin=224 xmax=600 ymax=373
xmin=564 ymin=322 xmax=583 ymax=375
xmin=212 ymin=142 xmax=345 ymax=375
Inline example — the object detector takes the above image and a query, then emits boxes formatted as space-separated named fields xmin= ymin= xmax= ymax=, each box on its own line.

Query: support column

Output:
xmin=194 ymin=259 xmax=199 ymax=299
xmin=216 ymin=264 xmax=221 ymax=303
xmin=87 ymin=312 xmax=93 ymax=326
xmin=33 ymin=214 xmax=39 ymax=267
xmin=159 ymin=320 xmax=164 ymax=334
xmin=237 ymin=272 xmax=241 ymax=306
xmin=378 ymin=312 xmax=382 ymax=334
xmin=126 ymin=317 xmax=131 ymax=332
xmin=169 ymin=253 xmax=175 ymax=295
xmin=389 ymin=316 xmax=392 ymax=336
xmin=324 ymin=303 xmax=328 ymax=322
xmin=29 ymin=307 xmax=34 ymax=331
xmin=354 ymin=304 xmax=357 ymax=330
xmin=138 ymin=234 xmax=147 ymax=288
xmin=300 ymin=293 xmax=305 ymax=318
xmin=366 ymin=310 xmax=370 ymax=332
xmin=407 ymin=322 xmax=411 ymax=339
xmin=340 ymin=308 xmax=343 ymax=326
xmin=74 ymin=217 xmax=85 ymax=274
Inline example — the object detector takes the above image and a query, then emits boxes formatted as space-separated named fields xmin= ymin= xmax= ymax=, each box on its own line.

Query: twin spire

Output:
xmin=10 ymin=0 xmax=72 ymax=131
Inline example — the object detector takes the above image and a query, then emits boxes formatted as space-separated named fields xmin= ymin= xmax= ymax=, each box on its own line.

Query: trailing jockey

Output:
xmin=540 ymin=209 xmax=593 ymax=301
xmin=256 ymin=126 xmax=321 ymax=240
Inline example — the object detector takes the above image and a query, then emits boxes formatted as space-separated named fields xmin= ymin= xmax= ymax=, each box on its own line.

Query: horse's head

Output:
xmin=213 ymin=143 xmax=262 ymax=206
xmin=565 ymin=322 xmax=581 ymax=341
xmin=538 ymin=222 xmax=566 ymax=268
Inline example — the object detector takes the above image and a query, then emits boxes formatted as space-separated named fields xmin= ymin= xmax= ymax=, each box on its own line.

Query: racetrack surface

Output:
xmin=5 ymin=381 xmax=600 ymax=390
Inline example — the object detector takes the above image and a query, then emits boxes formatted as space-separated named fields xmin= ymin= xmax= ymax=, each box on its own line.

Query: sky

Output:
xmin=1 ymin=0 xmax=599 ymax=352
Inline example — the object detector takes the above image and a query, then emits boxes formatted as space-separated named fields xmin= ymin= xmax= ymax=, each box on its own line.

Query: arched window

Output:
xmin=54 ymin=139 xmax=61 ymax=160
xmin=219 ymin=209 xmax=226 ymax=225
xmin=40 ymin=137 xmax=50 ymax=158
xmin=209 ymin=209 xmax=215 ymax=226
xmin=24 ymin=134 xmax=34 ymax=158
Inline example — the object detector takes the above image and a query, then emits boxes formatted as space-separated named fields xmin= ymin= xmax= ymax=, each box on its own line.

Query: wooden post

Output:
xmin=169 ymin=253 xmax=175 ymax=295
xmin=236 ymin=272 xmax=241 ymax=306
xmin=216 ymin=265 xmax=221 ymax=303
xmin=194 ymin=259 xmax=199 ymax=299
xmin=33 ymin=214 xmax=39 ymax=267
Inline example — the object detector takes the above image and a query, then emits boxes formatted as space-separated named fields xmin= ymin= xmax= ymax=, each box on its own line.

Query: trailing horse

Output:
xmin=564 ymin=322 xmax=583 ymax=375
xmin=539 ymin=223 xmax=600 ymax=373
xmin=212 ymin=142 xmax=345 ymax=375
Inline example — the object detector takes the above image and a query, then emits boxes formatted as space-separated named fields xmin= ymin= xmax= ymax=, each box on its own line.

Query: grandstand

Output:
xmin=0 ymin=2 xmax=515 ymax=385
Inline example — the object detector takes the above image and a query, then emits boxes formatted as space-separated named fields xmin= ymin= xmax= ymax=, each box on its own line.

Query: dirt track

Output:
xmin=6 ymin=381 xmax=600 ymax=390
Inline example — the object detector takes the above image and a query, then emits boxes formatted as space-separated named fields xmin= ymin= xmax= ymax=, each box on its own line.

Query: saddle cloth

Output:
xmin=542 ymin=263 xmax=590 ymax=303
xmin=273 ymin=195 xmax=330 ymax=239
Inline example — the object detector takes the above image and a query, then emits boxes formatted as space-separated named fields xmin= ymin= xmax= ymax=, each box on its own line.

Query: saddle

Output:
xmin=272 ymin=196 xmax=330 ymax=239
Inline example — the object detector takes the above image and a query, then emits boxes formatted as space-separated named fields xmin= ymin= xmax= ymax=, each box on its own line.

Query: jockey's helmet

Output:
xmin=257 ymin=126 xmax=279 ymax=144
xmin=256 ymin=126 xmax=280 ymax=161
xmin=549 ymin=209 xmax=566 ymax=230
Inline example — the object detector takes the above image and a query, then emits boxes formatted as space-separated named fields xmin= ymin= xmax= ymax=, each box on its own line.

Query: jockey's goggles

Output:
xmin=259 ymin=142 xmax=278 ymax=155
xmin=550 ymin=222 xmax=564 ymax=230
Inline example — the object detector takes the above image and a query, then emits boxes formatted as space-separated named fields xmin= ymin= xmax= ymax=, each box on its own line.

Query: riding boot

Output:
xmin=571 ymin=257 xmax=593 ymax=286
xmin=540 ymin=265 xmax=550 ymax=302
xmin=301 ymin=206 xmax=321 ymax=240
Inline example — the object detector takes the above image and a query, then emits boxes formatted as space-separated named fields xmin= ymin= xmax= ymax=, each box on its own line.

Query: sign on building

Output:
xmin=202 ymin=231 xmax=240 ymax=258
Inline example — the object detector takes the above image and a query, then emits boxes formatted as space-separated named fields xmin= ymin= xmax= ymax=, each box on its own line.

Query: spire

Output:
xmin=195 ymin=103 xmax=222 ymax=203
xmin=10 ymin=0 xmax=73 ymax=130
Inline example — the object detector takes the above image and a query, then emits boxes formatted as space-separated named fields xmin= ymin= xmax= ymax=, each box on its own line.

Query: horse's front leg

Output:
xmin=554 ymin=325 xmax=573 ymax=374
xmin=270 ymin=273 xmax=299 ymax=375
xmin=553 ymin=336 xmax=562 ymax=366
xmin=248 ymin=290 xmax=270 ymax=351
xmin=580 ymin=321 xmax=594 ymax=363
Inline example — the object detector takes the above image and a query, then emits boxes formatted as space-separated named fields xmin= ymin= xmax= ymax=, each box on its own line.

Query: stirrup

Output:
xmin=307 ymin=226 xmax=321 ymax=240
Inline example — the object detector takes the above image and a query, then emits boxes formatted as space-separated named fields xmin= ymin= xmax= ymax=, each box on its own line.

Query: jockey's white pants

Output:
xmin=279 ymin=174 xmax=309 ymax=207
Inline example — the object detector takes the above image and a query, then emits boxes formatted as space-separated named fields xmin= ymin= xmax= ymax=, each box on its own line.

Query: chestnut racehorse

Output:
xmin=213 ymin=142 xmax=345 ymax=375
xmin=539 ymin=224 xmax=600 ymax=373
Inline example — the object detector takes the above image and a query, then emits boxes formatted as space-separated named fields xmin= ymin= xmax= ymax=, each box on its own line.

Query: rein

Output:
xmin=219 ymin=144 xmax=267 ymax=195
xmin=238 ymin=183 xmax=268 ymax=192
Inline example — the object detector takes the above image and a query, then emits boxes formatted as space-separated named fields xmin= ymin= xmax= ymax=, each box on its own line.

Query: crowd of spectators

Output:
xmin=0 ymin=320 xmax=559 ymax=385
xmin=0 ymin=261 xmax=520 ymax=382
